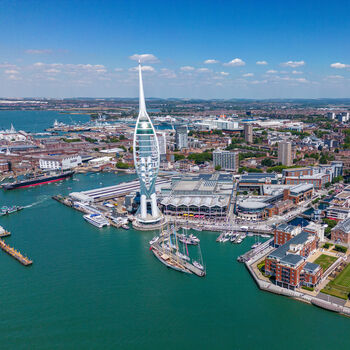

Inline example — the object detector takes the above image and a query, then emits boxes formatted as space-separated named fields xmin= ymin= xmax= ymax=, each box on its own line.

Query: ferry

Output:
xmin=0 ymin=205 xmax=23 ymax=215
xmin=2 ymin=171 xmax=74 ymax=190
xmin=83 ymin=213 xmax=110 ymax=228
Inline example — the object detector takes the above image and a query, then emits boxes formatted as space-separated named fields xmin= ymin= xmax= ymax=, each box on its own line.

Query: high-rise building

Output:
xmin=133 ymin=62 xmax=162 ymax=227
xmin=244 ymin=124 xmax=253 ymax=143
xmin=157 ymin=132 xmax=167 ymax=160
xmin=213 ymin=150 xmax=239 ymax=171
xmin=175 ymin=126 xmax=188 ymax=149
xmin=278 ymin=141 xmax=292 ymax=166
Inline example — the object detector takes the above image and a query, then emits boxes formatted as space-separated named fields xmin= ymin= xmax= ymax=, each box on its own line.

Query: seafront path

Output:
xmin=245 ymin=246 xmax=350 ymax=317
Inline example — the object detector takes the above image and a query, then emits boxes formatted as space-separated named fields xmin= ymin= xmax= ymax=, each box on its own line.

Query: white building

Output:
xmin=175 ymin=126 xmax=188 ymax=150
xmin=157 ymin=132 xmax=167 ymax=156
xmin=88 ymin=156 xmax=112 ymax=167
xmin=39 ymin=154 xmax=82 ymax=170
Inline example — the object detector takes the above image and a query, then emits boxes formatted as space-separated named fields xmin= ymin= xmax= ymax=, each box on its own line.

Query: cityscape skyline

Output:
xmin=0 ymin=0 xmax=349 ymax=98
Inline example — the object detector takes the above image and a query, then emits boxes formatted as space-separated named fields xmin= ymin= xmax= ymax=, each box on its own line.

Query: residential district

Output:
xmin=1 ymin=71 xmax=350 ymax=316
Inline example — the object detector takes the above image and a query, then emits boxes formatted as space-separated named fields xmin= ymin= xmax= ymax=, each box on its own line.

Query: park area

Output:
xmin=314 ymin=254 xmax=337 ymax=272
xmin=321 ymin=263 xmax=350 ymax=300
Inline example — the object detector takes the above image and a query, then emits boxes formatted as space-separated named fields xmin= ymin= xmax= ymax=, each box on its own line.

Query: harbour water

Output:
xmin=0 ymin=112 xmax=349 ymax=349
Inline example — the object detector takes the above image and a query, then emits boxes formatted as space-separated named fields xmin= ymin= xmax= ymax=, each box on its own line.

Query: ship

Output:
xmin=0 ymin=205 xmax=23 ymax=215
xmin=1 ymin=171 xmax=74 ymax=190
xmin=83 ymin=213 xmax=110 ymax=228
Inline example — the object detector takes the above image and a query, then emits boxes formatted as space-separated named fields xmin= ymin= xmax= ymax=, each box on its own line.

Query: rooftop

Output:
xmin=333 ymin=217 xmax=350 ymax=233
xmin=304 ymin=262 xmax=321 ymax=274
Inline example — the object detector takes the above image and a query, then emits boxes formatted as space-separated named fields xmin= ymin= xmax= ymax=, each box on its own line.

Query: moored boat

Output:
xmin=2 ymin=171 xmax=74 ymax=190
xmin=83 ymin=213 xmax=110 ymax=228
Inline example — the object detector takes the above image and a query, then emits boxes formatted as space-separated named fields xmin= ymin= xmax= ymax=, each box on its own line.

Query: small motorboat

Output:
xmin=149 ymin=236 xmax=159 ymax=245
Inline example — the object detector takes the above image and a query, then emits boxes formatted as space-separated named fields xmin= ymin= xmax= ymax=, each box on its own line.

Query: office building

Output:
xmin=278 ymin=141 xmax=292 ymax=166
xmin=213 ymin=150 xmax=238 ymax=171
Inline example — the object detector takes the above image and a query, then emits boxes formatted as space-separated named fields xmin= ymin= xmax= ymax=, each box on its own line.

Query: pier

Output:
xmin=0 ymin=239 xmax=32 ymax=266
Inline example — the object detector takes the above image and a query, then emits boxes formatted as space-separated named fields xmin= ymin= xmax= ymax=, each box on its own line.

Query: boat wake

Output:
xmin=23 ymin=196 xmax=49 ymax=209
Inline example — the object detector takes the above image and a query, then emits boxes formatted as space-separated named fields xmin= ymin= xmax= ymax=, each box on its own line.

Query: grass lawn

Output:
xmin=321 ymin=263 xmax=350 ymax=300
xmin=314 ymin=254 xmax=337 ymax=272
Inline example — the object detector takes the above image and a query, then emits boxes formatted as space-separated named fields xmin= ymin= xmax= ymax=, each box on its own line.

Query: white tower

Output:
xmin=133 ymin=62 xmax=163 ymax=227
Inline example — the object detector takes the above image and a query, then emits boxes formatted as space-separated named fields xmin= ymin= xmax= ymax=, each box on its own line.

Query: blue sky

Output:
xmin=0 ymin=0 xmax=349 ymax=98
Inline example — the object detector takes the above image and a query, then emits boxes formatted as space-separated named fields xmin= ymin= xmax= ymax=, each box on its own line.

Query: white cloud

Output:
xmin=159 ymin=68 xmax=176 ymax=79
xmin=25 ymin=49 xmax=53 ymax=55
xmin=242 ymin=73 xmax=254 ymax=77
xmin=294 ymin=78 xmax=308 ymax=83
xmin=129 ymin=53 xmax=159 ymax=63
xmin=220 ymin=71 xmax=229 ymax=76
xmin=114 ymin=68 xmax=123 ymax=72
xmin=33 ymin=62 xmax=45 ymax=67
xmin=256 ymin=60 xmax=268 ymax=65
xmin=224 ymin=58 xmax=245 ymax=66
xmin=7 ymin=75 xmax=22 ymax=81
xmin=266 ymin=69 xmax=277 ymax=74
xmin=326 ymin=75 xmax=344 ymax=79
xmin=4 ymin=69 xmax=19 ymax=74
xmin=204 ymin=59 xmax=218 ymax=64
xmin=129 ymin=65 xmax=155 ymax=72
xmin=44 ymin=68 xmax=60 ymax=74
xmin=180 ymin=66 xmax=195 ymax=71
xmin=330 ymin=62 xmax=350 ymax=69
xmin=251 ymin=79 xmax=268 ymax=84
xmin=281 ymin=60 xmax=305 ymax=68
xmin=292 ymin=70 xmax=302 ymax=75
xmin=197 ymin=68 xmax=210 ymax=73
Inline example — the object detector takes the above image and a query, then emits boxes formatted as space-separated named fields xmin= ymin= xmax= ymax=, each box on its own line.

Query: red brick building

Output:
xmin=265 ymin=230 xmax=321 ymax=289
xmin=331 ymin=217 xmax=350 ymax=245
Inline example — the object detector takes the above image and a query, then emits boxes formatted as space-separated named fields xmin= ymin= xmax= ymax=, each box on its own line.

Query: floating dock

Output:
xmin=0 ymin=239 xmax=32 ymax=266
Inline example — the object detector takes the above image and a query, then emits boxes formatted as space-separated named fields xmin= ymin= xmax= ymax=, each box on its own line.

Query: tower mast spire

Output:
xmin=138 ymin=61 xmax=147 ymax=115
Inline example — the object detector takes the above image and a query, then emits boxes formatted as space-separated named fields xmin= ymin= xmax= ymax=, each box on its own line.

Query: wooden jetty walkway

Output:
xmin=0 ymin=239 xmax=32 ymax=266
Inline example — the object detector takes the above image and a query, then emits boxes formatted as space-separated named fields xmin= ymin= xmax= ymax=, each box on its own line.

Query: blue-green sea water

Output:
xmin=0 ymin=111 xmax=349 ymax=349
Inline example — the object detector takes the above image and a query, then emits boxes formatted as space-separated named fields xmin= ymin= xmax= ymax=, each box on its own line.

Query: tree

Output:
xmin=261 ymin=157 xmax=274 ymax=167
xmin=215 ymin=165 xmax=221 ymax=171
xmin=174 ymin=154 xmax=185 ymax=162
xmin=116 ymin=162 xmax=130 ymax=169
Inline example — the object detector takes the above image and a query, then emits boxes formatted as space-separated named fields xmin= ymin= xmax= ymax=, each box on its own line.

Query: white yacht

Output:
xmin=83 ymin=213 xmax=110 ymax=228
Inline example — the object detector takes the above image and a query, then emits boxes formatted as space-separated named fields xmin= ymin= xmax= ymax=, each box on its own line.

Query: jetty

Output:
xmin=0 ymin=239 xmax=32 ymax=266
